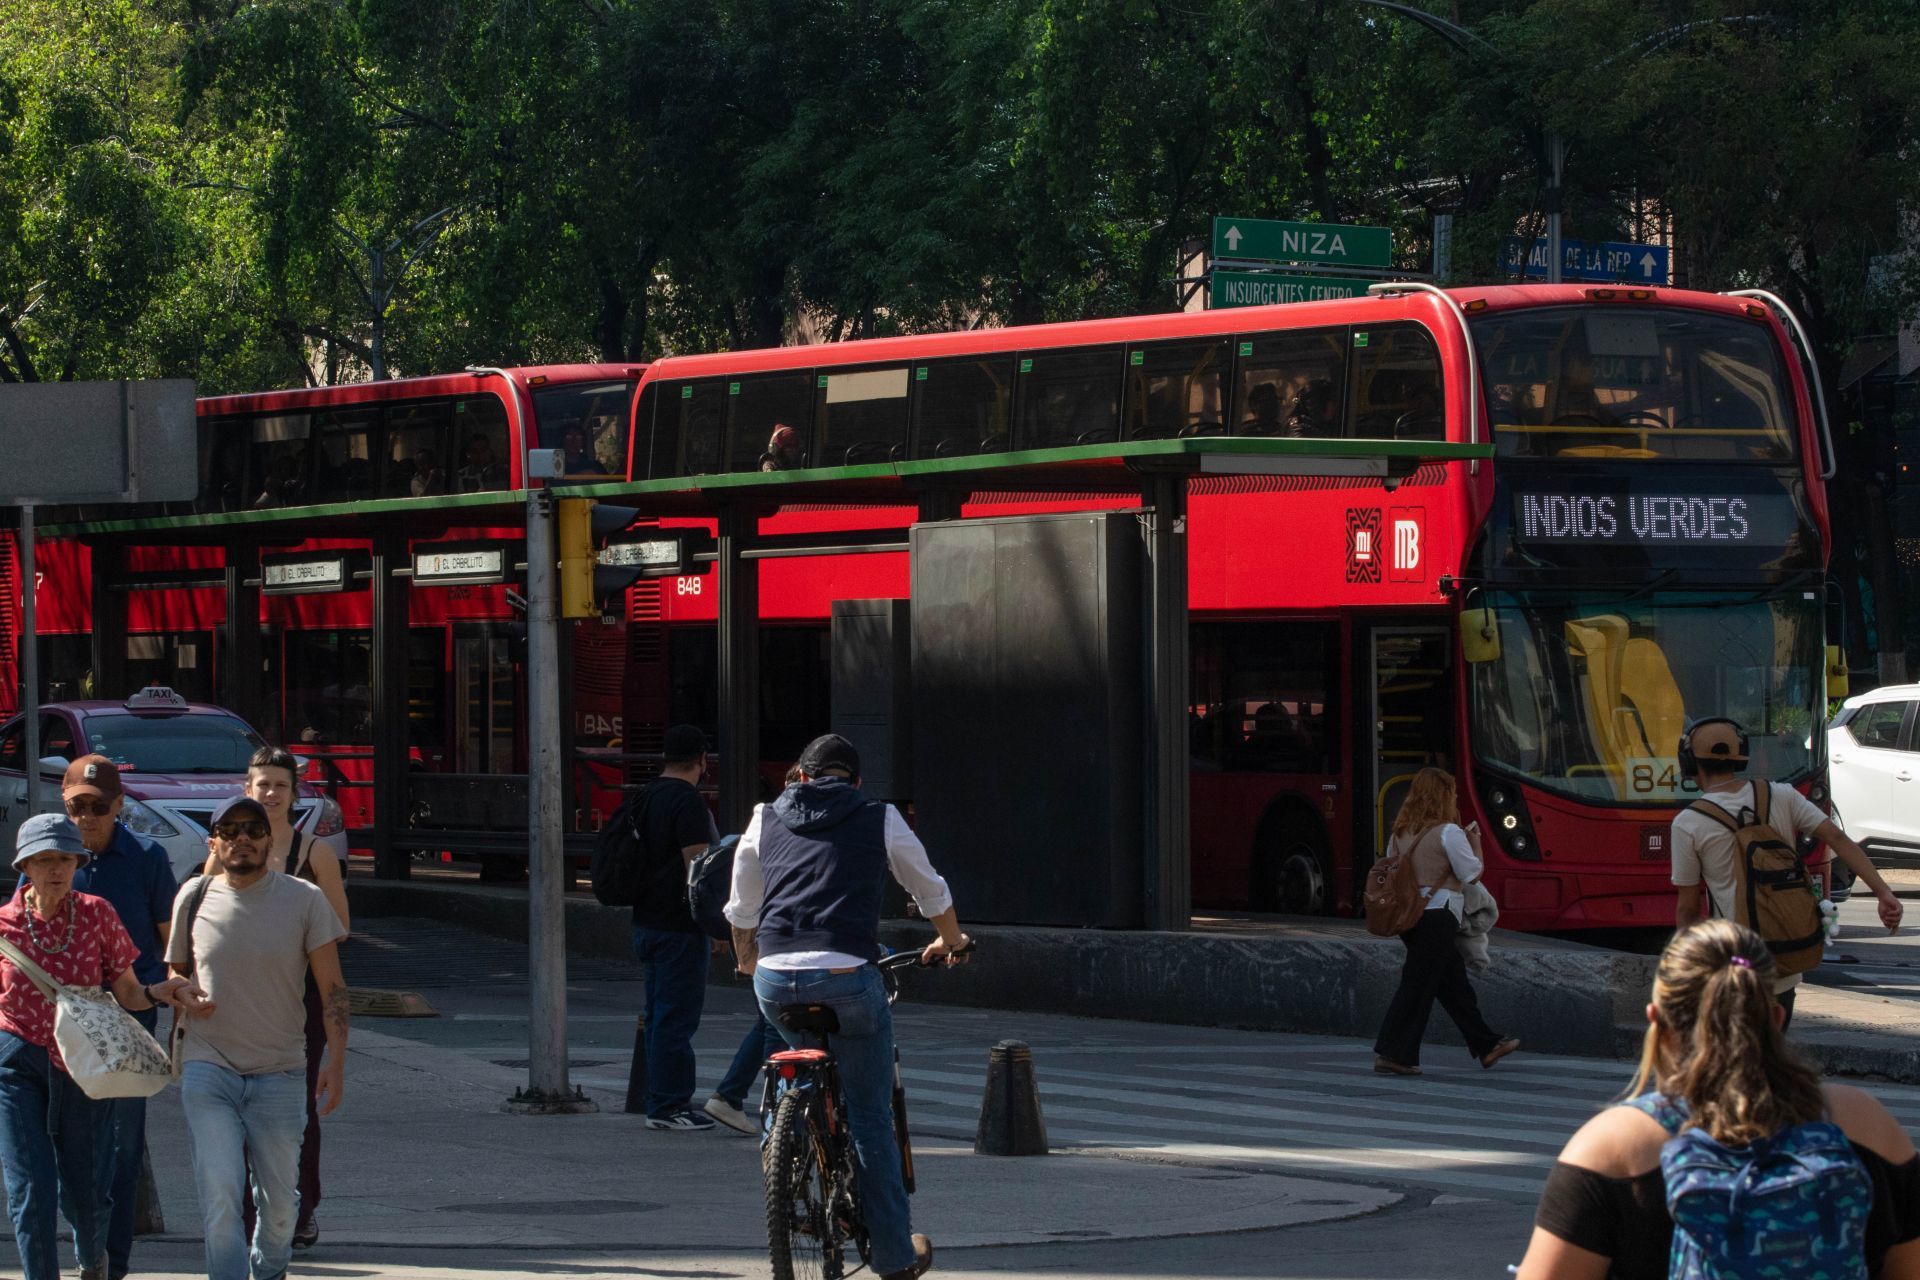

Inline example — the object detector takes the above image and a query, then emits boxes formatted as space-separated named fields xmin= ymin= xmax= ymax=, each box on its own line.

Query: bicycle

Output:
xmin=760 ymin=942 xmax=972 ymax=1280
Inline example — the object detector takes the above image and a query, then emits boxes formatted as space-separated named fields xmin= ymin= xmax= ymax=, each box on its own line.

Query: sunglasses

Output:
xmin=63 ymin=798 xmax=110 ymax=818
xmin=212 ymin=820 xmax=270 ymax=841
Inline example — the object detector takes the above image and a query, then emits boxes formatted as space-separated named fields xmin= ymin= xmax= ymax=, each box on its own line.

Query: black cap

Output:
xmin=662 ymin=724 xmax=707 ymax=765
xmin=797 ymin=733 xmax=860 ymax=779
xmin=210 ymin=795 xmax=270 ymax=828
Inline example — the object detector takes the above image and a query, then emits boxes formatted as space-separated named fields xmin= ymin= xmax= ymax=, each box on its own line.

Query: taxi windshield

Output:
xmin=83 ymin=714 xmax=265 ymax=774
xmin=1468 ymin=589 xmax=1823 ymax=805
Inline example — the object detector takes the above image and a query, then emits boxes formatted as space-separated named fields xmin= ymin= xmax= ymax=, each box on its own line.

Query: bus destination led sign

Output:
xmin=1518 ymin=492 xmax=1751 ymax=544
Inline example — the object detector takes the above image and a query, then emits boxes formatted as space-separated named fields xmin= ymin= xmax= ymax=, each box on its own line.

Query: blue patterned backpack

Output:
xmin=1627 ymin=1093 xmax=1872 ymax=1279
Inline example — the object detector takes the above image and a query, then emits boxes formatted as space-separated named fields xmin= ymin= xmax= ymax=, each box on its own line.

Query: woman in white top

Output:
xmin=1372 ymin=767 xmax=1521 ymax=1077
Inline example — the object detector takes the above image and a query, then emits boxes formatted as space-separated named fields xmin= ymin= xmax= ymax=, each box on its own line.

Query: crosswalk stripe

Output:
xmin=1117 ymin=1062 xmax=1611 ymax=1121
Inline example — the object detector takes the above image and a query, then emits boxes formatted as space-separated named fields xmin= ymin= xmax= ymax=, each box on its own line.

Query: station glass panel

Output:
xmin=1016 ymin=346 xmax=1123 ymax=448
xmin=727 ymin=373 xmax=814 ymax=472
xmin=815 ymin=367 xmax=910 ymax=465
xmin=911 ymin=358 xmax=1014 ymax=458
xmin=1233 ymin=328 xmax=1346 ymax=438
xmin=1124 ymin=339 xmax=1230 ymax=439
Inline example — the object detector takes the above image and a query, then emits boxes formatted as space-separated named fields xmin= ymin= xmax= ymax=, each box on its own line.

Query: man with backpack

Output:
xmin=1669 ymin=717 xmax=1903 ymax=1025
xmin=618 ymin=725 xmax=722 ymax=1131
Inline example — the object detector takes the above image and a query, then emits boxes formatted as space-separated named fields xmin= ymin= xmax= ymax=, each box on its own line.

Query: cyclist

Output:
xmin=725 ymin=733 xmax=970 ymax=1280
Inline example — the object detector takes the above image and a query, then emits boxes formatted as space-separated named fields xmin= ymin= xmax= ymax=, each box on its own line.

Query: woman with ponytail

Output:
xmin=1518 ymin=919 xmax=1920 ymax=1278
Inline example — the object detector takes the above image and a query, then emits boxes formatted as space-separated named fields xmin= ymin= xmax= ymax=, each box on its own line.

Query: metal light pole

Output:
xmin=19 ymin=506 xmax=38 ymax=817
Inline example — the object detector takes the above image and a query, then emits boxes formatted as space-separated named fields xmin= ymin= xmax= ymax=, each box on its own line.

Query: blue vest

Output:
xmin=756 ymin=781 xmax=890 ymax=962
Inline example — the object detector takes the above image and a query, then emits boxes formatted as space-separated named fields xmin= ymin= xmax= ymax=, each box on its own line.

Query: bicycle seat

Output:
xmin=777 ymin=1002 xmax=841 ymax=1035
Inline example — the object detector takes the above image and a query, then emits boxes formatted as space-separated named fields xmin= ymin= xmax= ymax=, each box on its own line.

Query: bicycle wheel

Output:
xmin=766 ymin=1089 xmax=844 ymax=1280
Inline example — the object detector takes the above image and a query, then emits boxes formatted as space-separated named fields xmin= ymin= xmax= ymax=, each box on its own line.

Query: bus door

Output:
xmin=451 ymin=626 xmax=523 ymax=775
xmin=1365 ymin=625 xmax=1454 ymax=865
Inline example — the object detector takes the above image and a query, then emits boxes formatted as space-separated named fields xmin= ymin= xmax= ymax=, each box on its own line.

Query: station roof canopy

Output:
xmin=45 ymin=436 xmax=1491 ymax=543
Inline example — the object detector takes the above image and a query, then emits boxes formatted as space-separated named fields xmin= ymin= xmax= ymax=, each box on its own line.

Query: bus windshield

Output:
xmin=535 ymin=380 xmax=634 ymax=479
xmin=1469 ymin=589 xmax=1823 ymax=804
xmin=1472 ymin=307 xmax=1797 ymax=462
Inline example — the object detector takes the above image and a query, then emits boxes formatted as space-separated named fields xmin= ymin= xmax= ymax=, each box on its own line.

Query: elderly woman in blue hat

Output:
xmin=0 ymin=814 xmax=203 ymax=1280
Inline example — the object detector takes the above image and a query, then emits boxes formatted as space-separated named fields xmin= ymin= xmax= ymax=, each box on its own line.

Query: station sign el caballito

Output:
xmin=1211 ymin=217 xmax=1392 ymax=269
xmin=1210 ymin=272 xmax=1369 ymax=309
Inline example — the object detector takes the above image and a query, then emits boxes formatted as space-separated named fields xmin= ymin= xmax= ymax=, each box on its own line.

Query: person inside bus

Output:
xmin=1286 ymin=379 xmax=1340 ymax=437
xmin=253 ymin=451 xmax=307 ymax=509
xmin=760 ymin=424 xmax=805 ymax=472
xmin=560 ymin=424 xmax=606 ymax=476
xmin=1396 ymin=381 xmax=1444 ymax=439
xmin=455 ymin=433 xmax=506 ymax=491
xmin=409 ymin=448 xmax=445 ymax=497
xmin=1241 ymin=382 xmax=1284 ymax=436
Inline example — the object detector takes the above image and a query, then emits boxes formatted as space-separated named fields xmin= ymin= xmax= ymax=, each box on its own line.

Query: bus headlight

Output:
xmin=1476 ymin=776 xmax=1542 ymax=861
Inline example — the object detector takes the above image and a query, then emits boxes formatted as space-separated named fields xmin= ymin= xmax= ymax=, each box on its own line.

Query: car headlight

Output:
xmin=312 ymin=796 xmax=347 ymax=839
xmin=119 ymin=796 xmax=180 ymax=839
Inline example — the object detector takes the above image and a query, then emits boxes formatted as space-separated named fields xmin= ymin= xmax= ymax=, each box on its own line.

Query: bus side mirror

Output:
xmin=1826 ymin=645 xmax=1849 ymax=700
xmin=1461 ymin=608 xmax=1501 ymax=665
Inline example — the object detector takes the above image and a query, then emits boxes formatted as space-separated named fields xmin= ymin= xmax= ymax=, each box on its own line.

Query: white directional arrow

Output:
xmin=1640 ymin=252 xmax=1656 ymax=278
xmin=1225 ymin=226 xmax=1243 ymax=251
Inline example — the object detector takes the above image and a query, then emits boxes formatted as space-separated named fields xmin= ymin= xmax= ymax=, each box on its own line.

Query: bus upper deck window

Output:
xmin=451 ymin=396 xmax=510 ymax=491
xmin=249 ymin=413 xmax=313 ymax=509
xmin=726 ymin=372 xmax=814 ymax=473
xmin=1235 ymin=329 xmax=1346 ymax=438
xmin=911 ymin=358 xmax=1014 ymax=459
xmin=1125 ymin=340 xmax=1229 ymax=440
xmin=816 ymin=367 xmax=909 ymax=466
xmin=1015 ymin=346 xmax=1123 ymax=450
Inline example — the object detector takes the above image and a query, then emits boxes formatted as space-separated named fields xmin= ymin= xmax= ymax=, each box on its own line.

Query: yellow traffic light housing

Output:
xmin=557 ymin=498 xmax=596 ymax=618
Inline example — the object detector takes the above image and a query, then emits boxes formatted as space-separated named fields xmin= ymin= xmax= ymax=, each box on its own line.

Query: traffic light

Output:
xmin=558 ymin=500 xmax=660 ymax=618
xmin=557 ymin=498 xmax=597 ymax=619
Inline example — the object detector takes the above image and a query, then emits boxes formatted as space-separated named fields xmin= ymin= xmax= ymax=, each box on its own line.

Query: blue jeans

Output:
xmin=754 ymin=965 xmax=914 ymax=1276
xmin=100 ymin=1006 xmax=158 ymax=1280
xmin=632 ymin=927 xmax=709 ymax=1118
xmin=180 ymin=1062 xmax=306 ymax=1280
xmin=714 ymin=1013 xmax=780 ymax=1109
xmin=0 ymin=1031 xmax=108 ymax=1280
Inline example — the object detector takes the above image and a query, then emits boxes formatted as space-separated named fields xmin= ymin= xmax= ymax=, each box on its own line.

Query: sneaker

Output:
xmin=880 ymin=1233 xmax=934 ymax=1280
xmin=704 ymin=1095 xmax=755 ymax=1135
xmin=645 ymin=1107 xmax=718 ymax=1131
xmin=293 ymin=1217 xmax=320 ymax=1249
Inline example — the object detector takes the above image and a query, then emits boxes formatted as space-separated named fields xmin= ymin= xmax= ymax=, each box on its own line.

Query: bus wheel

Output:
xmin=1251 ymin=826 xmax=1330 ymax=916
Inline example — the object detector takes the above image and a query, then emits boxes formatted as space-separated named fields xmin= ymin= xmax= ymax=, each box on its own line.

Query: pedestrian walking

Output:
xmin=203 ymin=747 xmax=350 ymax=1250
xmin=0 ymin=815 xmax=201 ymax=1280
xmin=1517 ymin=919 xmax=1920 ymax=1279
xmin=1371 ymin=767 xmax=1519 ymax=1077
xmin=59 ymin=756 xmax=178 ymax=1280
xmin=631 ymin=724 xmax=721 ymax=1131
xmin=726 ymin=733 xmax=971 ymax=1280
xmin=168 ymin=795 xmax=348 ymax=1280
xmin=1671 ymin=716 xmax=1902 ymax=1028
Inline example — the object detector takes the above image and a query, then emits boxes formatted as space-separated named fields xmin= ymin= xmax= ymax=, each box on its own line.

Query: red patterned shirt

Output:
xmin=0 ymin=891 xmax=138 ymax=1072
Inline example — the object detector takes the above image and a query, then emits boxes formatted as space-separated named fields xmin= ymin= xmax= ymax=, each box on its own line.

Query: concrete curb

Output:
xmin=351 ymin=880 xmax=1654 ymax=1060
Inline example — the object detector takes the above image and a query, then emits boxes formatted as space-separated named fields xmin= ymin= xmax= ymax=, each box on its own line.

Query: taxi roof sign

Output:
xmin=124 ymin=687 xmax=189 ymax=711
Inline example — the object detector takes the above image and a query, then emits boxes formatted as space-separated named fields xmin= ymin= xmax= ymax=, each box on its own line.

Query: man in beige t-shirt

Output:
xmin=166 ymin=796 xmax=346 ymax=1280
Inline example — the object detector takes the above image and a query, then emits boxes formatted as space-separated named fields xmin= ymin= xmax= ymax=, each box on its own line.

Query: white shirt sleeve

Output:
xmin=1440 ymin=823 xmax=1483 ymax=884
xmin=884 ymin=806 xmax=954 ymax=919
xmin=1670 ymin=818 xmax=1702 ymax=888
xmin=723 ymin=804 xmax=766 ymax=930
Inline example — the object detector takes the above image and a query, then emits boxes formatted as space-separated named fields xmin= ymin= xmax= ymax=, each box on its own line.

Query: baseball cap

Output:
xmin=62 ymin=754 xmax=123 ymax=803
xmin=796 ymin=733 xmax=860 ymax=779
xmin=1689 ymin=720 xmax=1748 ymax=765
xmin=210 ymin=796 xmax=270 ymax=829
xmin=662 ymin=724 xmax=707 ymax=765
xmin=14 ymin=813 xmax=90 ymax=869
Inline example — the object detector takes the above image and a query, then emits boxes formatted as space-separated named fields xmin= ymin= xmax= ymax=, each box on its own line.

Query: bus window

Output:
xmin=671 ymin=381 xmax=727 ymax=475
xmin=249 ymin=413 xmax=313 ymax=509
xmin=1017 ymin=346 xmax=1123 ymax=449
xmin=383 ymin=401 xmax=450 ymax=498
xmin=911 ymin=357 xmax=1014 ymax=458
xmin=1191 ymin=621 xmax=1340 ymax=773
xmin=451 ymin=396 xmax=510 ymax=491
xmin=727 ymin=372 xmax=813 ymax=472
xmin=1235 ymin=329 xmax=1345 ymax=438
xmin=311 ymin=408 xmax=378 ymax=504
xmin=535 ymin=380 xmax=631 ymax=479
xmin=633 ymin=382 xmax=666 ymax=479
xmin=200 ymin=417 xmax=249 ymax=513
xmin=1125 ymin=340 xmax=1229 ymax=439
xmin=1348 ymin=323 xmax=1444 ymax=441
xmin=816 ymin=366 xmax=909 ymax=466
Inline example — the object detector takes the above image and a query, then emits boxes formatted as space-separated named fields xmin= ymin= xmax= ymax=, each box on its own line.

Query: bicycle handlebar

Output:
xmin=876 ymin=937 xmax=977 ymax=971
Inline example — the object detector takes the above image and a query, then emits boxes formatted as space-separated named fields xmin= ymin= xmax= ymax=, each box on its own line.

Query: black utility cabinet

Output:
xmin=830 ymin=598 xmax=912 ymax=802
xmin=910 ymin=511 xmax=1144 ymax=926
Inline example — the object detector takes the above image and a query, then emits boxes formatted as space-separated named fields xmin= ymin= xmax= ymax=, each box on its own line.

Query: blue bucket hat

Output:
xmin=13 ymin=813 xmax=90 ymax=870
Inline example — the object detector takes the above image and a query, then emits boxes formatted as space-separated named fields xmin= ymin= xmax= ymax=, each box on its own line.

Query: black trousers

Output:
xmin=1374 ymin=908 xmax=1504 ymax=1067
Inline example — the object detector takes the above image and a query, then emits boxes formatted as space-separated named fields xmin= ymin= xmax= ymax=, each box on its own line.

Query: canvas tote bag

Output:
xmin=0 ymin=935 xmax=172 ymax=1099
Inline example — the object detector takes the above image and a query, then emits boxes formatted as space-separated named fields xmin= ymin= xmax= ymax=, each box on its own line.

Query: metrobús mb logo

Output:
xmin=1346 ymin=508 xmax=1382 ymax=583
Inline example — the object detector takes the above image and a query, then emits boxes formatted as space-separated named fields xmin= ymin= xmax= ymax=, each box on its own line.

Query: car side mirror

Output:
xmin=38 ymin=756 xmax=68 ymax=777
xmin=1826 ymin=645 xmax=1849 ymax=701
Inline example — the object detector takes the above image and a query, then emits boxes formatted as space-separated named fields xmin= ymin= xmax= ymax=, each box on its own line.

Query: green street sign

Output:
xmin=1211 ymin=217 xmax=1391 ymax=268
xmin=1209 ymin=272 xmax=1370 ymax=309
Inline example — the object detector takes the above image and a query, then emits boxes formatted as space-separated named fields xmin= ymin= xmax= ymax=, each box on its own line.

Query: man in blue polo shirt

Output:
xmin=60 ymin=755 xmax=177 ymax=1280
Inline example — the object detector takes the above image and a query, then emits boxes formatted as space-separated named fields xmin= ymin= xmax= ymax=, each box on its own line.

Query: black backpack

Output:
xmin=589 ymin=785 xmax=659 ymax=908
xmin=686 ymin=834 xmax=740 ymax=941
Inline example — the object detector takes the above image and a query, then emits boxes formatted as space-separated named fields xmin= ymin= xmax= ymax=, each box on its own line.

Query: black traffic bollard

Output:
xmin=623 ymin=1012 xmax=648 ymax=1115
xmin=974 ymin=1039 xmax=1048 ymax=1156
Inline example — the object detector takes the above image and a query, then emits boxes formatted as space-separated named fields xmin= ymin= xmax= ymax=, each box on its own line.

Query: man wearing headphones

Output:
xmin=1670 ymin=717 xmax=1903 ymax=1024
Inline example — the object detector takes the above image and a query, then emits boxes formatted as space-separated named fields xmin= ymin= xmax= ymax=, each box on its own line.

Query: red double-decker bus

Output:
xmin=617 ymin=283 xmax=1837 ymax=931
xmin=2 ymin=364 xmax=643 ymax=842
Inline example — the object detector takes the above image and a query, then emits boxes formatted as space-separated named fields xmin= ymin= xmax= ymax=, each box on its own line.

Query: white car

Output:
xmin=1828 ymin=683 xmax=1920 ymax=865
xmin=0 ymin=687 xmax=349 ymax=881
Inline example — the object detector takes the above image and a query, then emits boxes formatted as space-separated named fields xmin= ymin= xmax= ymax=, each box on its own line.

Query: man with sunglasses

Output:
xmin=166 ymin=796 xmax=348 ymax=1280
xmin=58 ymin=756 xmax=177 ymax=1280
